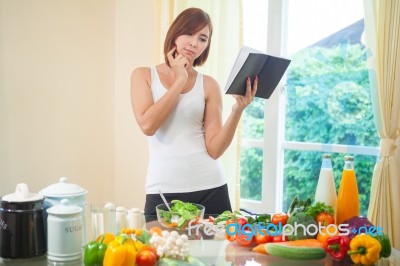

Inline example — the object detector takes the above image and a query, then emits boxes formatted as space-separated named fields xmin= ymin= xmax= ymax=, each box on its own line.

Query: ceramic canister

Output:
xmin=47 ymin=199 xmax=82 ymax=262
xmin=39 ymin=177 xmax=87 ymax=245
xmin=0 ymin=183 xmax=46 ymax=259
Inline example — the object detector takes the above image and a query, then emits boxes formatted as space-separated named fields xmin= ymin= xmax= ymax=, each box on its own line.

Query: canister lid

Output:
xmin=39 ymin=176 xmax=87 ymax=197
xmin=47 ymin=199 xmax=82 ymax=215
xmin=1 ymin=183 xmax=44 ymax=202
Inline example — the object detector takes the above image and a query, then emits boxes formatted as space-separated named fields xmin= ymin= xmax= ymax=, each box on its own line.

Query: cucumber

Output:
xmin=265 ymin=243 xmax=326 ymax=260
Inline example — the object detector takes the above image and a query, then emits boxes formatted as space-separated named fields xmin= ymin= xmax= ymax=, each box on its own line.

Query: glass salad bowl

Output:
xmin=156 ymin=200 xmax=205 ymax=230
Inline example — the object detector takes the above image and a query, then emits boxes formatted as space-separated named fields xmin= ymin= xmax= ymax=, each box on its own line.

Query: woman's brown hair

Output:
xmin=164 ymin=8 xmax=213 ymax=67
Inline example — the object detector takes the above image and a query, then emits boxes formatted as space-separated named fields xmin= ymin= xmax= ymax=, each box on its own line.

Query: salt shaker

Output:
xmin=127 ymin=208 xmax=142 ymax=229
xmin=116 ymin=206 xmax=127 ymax=231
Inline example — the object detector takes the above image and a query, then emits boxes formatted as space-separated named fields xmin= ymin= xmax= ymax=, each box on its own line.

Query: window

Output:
xmin=240 ymin=0 xmax=379 ymax=215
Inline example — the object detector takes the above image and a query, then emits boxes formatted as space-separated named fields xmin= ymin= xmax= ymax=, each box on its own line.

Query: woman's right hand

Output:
xmin=167 ymin=47 xmax=189 ymax=87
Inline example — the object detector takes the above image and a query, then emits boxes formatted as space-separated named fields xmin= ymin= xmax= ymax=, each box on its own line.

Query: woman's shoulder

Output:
xmin=131 ymin=66 xmax=151 ymax=77
xmin=202 ymin=74 xmax=221 ymax=100
xmin=202 ymin=74 xmax=220 ymax=89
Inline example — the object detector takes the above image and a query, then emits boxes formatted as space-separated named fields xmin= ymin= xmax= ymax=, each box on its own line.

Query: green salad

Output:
xmin=161 ymin=200 xmax=201 ymax=228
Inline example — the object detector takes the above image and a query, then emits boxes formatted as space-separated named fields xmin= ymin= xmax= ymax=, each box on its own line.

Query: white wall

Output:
xmin=114 ymin=0 xmax=153 ymax=209
xmin=0 ymin=0 xmax=240 ymax=215
xmin=0 ymin=0 xmax=152 ymax=211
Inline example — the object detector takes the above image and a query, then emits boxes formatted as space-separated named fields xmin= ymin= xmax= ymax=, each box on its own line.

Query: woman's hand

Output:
xmin=167 ymin=47 xmax=189 ymax=87
xmin=232 ymin=76 xmax=258 ymax=112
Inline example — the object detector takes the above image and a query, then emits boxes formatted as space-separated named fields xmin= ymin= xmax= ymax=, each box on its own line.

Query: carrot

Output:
xmin=275 ymin=238 xmax=325 ymax=248
xmin=252 ymin=243 xmax=269 ymax=255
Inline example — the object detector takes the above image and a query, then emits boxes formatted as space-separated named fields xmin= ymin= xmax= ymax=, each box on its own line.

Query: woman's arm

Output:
xmin=203 ymin=76 xmax=257 ymax=159
xmin=130 ymin=49 xmax=189 ymax=136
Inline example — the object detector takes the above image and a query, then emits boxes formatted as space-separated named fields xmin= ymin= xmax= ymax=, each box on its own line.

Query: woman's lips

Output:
xmin=183 ymin=49 xmax=195 ymax=56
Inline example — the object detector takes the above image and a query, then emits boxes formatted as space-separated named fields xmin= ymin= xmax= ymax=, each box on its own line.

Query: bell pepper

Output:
xmin=373 ymin=233 xmax=391 ymax=258
xmin=325 ymin=235 xmax=351 ymax=261
xmin=103 ymin=234 xmax=137 ymax=266
xmin=347 ymin=234 xmax=381 ymax=266
xmin=84 ymin=235 xmax=108 ymax=266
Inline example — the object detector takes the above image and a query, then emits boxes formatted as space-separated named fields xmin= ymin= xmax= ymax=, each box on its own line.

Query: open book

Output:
xmin=224 ymin=46 xmax=291 ymax=99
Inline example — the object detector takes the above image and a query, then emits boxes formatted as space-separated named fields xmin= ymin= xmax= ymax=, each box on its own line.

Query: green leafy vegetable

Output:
xmin=246 ymin=214 xmax=271 ymax=226
xmin=213 ymin=210 xmax=243 ymax=224
xmin=161 ymin=200 xmax=200 ymax=228
xmin=287 ymin=196 xmax=312 ymax=216
xmin=306 ymin=201 xmax=334 ymax=219
xmin=286 ymin=212 xmax=317 ymax=240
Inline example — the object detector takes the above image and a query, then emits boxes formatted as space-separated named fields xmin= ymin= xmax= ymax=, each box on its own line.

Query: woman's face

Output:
xmin=174 ymin=25 xmax=210 ymax=62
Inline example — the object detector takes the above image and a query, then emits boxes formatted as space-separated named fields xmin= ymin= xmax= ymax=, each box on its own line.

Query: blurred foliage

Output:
xmin=240 ymin=43 xmax=379 ymax=216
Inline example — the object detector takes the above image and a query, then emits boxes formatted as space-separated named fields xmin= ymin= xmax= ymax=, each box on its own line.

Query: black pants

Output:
xmin=144 ymin=184 xmax=232 ymax=218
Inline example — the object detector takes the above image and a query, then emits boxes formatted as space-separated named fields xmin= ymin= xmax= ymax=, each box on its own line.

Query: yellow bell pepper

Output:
xmin=347 ymin=234 xmax=381 ymax=266
xmin=103 ymin=234 xmax=137 ymax=266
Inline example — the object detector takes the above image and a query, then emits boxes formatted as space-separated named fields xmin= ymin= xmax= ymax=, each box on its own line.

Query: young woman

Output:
xmin=131 ymin=7 xmax=257 ymax=216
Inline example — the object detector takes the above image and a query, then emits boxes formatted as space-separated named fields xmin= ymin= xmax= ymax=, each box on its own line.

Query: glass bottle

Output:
xmin=336 ymin=155 xmax=360 ymax=224
xmin=314 ymin=154 xmax=337 ymax=215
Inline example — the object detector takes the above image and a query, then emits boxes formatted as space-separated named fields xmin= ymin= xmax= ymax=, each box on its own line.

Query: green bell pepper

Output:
xmin=373 ymin=233 xmax=392 ymax=258
xmin=84 ymin=235 xmax=108 ymax=266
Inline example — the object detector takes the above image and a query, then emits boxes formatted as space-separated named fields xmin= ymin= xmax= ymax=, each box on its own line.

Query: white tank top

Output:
xmin=145 ymin=67 xmax=226 ymax=194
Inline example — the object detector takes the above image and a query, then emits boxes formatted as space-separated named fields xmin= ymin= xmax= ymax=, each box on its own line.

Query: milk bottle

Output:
xmin=314 ymin=154 xmax=337 ymax=214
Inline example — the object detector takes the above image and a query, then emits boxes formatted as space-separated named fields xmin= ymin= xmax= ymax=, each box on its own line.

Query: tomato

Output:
xmin=271 ymin=213 xmax=289 ymax=226
xmin=316 ymin=212 xmax=335 ymax=226
xmin=254 ymin=229 xmax=271 ymax=245
xmin=225 ymin=220 xmax=237 ymax=242
xmin=136 ymin=248 xmax=158 ymax=266
xmin=236 ymin=217 xmax=248 ymax=228
xmin=271 ymin=234 xmax=288 ymax=242
xmin=225 ymin=217 xmax=248 ymax=242
xmin=236 ymin=232 xmax=253 ymax=247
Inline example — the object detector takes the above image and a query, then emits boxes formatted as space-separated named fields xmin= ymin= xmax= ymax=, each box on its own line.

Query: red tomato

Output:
xmin=236 ymin=217 xmax=248 ymax=228
xmin=236 ymin=232 xmax=253 ymax=247
xmin=254 ymin=229 xmax=271 ymax=245
xmin=271 ymin=234 xmax=288 ymax=242
xmin=316 ymin=212 xmax=335 ymax=226
xmin=136 ymin=248 xmax=158 ymax=266
xmin=271 ymin=213 xmax=289 ymax=226
xmin=225 ymin=220 xmax=237 ymax=242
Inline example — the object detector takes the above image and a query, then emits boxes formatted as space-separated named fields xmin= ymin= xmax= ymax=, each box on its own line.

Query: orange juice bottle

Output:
xmin=336 ymin=155 xmax=360 ymax=224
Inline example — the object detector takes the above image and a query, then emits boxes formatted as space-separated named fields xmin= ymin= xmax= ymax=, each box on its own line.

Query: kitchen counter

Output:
xmin=1 ymin=217 xmax=399 ymax=266
xmin=1 ymin=240 xmax=398 ymax=266
xmin=0 ymin=242 xmax=399 ymax=266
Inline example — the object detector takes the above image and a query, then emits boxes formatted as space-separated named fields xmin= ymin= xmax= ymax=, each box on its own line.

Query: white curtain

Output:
xmin=153 ymin=0 xmax=243 ymax=210
xmin=363 ymin=0 xmax=400 ymax=249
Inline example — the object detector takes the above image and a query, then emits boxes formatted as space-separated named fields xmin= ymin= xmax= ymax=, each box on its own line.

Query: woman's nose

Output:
xmin=189 ymin=37 xmax=197 ymax=47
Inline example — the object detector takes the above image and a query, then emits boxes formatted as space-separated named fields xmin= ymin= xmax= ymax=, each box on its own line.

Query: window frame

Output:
xmin=239 ymin=0 xmax=379 ymax=214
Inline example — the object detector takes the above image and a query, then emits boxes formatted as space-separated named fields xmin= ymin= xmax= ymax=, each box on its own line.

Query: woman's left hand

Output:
xmin=232 ymin=76 xmax=258 ymax=112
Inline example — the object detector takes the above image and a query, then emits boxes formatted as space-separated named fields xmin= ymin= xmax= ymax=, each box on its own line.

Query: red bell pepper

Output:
xmin=325 ymin=235 xmax=351 ymax=261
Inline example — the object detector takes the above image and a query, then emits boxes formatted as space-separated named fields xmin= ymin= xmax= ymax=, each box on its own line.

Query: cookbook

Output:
xmin=224 ymin=46 xmax=291 ymax=99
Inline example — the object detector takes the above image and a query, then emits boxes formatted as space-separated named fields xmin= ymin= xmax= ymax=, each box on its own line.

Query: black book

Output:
xmin=225 ymin=46 xmax=291 ymax=99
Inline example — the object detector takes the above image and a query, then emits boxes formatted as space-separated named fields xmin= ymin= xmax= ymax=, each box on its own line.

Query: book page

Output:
xmin=224 ymin=46 xmax=264 ymax=92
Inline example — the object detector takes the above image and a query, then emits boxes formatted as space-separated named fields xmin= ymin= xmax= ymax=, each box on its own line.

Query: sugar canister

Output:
xmin=40 ymin=177 xmax=87 ymax=245
xmin=46 ymin=199 xmax=82 ymax=262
